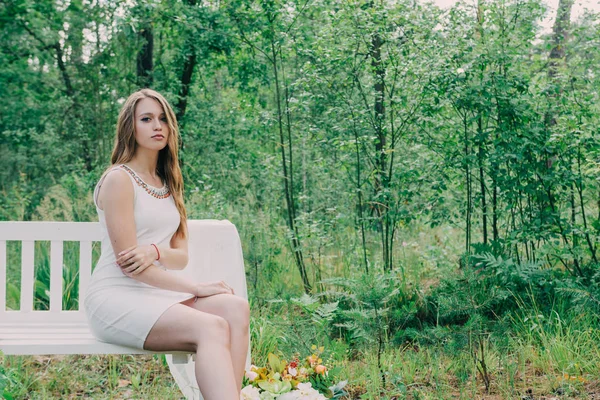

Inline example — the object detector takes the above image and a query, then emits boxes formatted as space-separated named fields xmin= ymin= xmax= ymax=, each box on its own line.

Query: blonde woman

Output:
xmin=84 ymin=89 xmax=249 ymax=399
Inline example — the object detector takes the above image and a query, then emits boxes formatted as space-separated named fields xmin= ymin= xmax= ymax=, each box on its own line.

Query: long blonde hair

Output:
xmin=108 ymin=88 xmax=187 ymax=238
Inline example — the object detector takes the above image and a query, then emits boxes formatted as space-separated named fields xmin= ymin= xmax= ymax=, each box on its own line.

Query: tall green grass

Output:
xmin=510 ymin=293 xmax=600 ymax=378
xmin=4 ymin=241 xmax=100 ymax=311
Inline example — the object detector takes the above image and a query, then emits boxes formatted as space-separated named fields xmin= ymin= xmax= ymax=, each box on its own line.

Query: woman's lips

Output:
xmin=152 ymin=135 xmax=165 ymax=140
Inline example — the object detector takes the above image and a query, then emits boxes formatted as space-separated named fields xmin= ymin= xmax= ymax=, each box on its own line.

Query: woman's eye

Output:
xmin=141 ymin=117 xmax=151 ymax=122
xmin=161 ymin=117 xmax=168 ymax=122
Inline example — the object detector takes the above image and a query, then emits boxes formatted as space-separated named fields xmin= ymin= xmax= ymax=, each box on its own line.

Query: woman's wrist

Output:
xmin=192 ymin=282 xmax=201 ymax=297
xmin=150 ymin=243 xmax=160 ymax=260
xmin=148 ymin=245 xmax=189 ymax=270
xmin=190 ymin=282 xmax=203 ymax=297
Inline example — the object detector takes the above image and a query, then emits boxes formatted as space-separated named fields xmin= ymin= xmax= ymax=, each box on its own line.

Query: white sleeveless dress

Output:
xmin=84 ymin=164 xmax=195 ymax=349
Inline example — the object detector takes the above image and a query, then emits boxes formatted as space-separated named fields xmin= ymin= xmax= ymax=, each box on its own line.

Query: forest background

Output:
xmin=1 ymin=0 xmax=600 ymax=398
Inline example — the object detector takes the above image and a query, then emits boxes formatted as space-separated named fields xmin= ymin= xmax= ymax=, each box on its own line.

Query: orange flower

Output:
xmin=315 ymin=365 xmax=327 ymax=375
xmin=307 ymin=355 xmax=319 ymax=367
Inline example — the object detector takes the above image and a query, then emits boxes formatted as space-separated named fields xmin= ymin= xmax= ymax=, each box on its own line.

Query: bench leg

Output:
xmin=166 ymin=354 xmax=203 ymax=400
xmin=166 ymin=344 xmax=250 ymax=400
xmin=171 ymin=353 xmax=190 ymax=364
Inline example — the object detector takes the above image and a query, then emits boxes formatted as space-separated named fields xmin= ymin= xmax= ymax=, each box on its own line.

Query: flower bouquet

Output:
xmin=241 ymin=346 xmax=347 ymax=400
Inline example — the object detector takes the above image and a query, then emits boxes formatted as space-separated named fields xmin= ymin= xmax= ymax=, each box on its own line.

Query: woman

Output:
xmin=84 ymin=88 xmax=249 ymax=399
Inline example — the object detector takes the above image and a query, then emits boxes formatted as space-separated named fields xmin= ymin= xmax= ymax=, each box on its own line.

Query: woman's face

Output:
xmin=134 ymin=97 xmax=170 ymax=151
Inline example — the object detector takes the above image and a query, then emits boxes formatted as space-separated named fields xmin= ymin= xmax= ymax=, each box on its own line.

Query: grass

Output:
xmin=3 ymin=329 xmax=599 ymax=399
xmin=3 ymin=299 xmax=599 ymax=399
xmin=0 ymin=354 xmax=184 ymax=399
xmin=338 ymin=332 xmax=600 ymax=399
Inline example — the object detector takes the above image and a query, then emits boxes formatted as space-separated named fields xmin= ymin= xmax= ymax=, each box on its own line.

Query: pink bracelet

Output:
xmin=151 ymin=243 xmax=160 ymax=260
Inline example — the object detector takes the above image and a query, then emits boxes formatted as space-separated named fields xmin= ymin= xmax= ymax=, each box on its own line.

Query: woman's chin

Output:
xmin=140 ymin=143 xmax=168 ymax=152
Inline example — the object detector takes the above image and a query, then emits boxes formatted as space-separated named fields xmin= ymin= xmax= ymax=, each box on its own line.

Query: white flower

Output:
xmin=245 ymin=368 xmax=259 ymax=382
xmin=288 ymin=366 xmax=298 ymax=377
xmin=260 ymin=392 xmax=279 ymax=400
xmin=240 ymin=385 xmax=261 ymax=400
xmin=275 ymin=383 xmax=327 ymax=400
xmin=295 ymin=383 xmax=327 ymax=399
xmin=277 ymin=392 xmax=300 ymax=400
xmin=456 ymin=68 xmax=465 ymax=74
xmin=296 ymin=383 xmax=313 ymax=390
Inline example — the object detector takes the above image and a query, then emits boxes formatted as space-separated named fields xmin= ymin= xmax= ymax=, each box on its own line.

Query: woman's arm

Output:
xmin=122 ymin=264 xmax=234 ymax=297
xmin=163 ymin=227 xmax=189 ymax=270
xmin=98 ymin=170 xmax=194 ymax=293
xmin=124 ymin=264 xmax=196 ymax=294
xmin=99 ymin=170 xmax=234 ymax=297
xmin=116 ymin=225 xmax=189 ymax=271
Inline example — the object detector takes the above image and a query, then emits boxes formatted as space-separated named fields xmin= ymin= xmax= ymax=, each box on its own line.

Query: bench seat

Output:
xmin=0 ymin=321 xmax=181 ymax=356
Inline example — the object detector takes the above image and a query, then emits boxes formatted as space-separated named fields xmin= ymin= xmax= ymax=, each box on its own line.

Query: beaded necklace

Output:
xmin=120 ymin=164 xmax=171 ymax=199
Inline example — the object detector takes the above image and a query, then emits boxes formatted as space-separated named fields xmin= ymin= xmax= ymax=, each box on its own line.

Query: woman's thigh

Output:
xmin=182 ymin=294 xmax=249 ymax=327
xmin=143 ymin=303 xmax=229 ymax=352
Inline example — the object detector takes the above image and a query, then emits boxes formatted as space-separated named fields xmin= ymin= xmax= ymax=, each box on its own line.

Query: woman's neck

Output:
xmin=127 ymin=150 xmax=160 ymax=179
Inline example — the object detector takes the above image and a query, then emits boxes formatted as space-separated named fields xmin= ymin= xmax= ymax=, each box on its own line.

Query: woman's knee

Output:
xmin=195 ymin=314 xmax=231 ymax=349
xmin=226 ymin=296 xmax=250 ymax=330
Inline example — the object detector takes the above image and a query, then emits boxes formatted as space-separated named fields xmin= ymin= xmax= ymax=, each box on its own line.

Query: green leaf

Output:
xmin=268 ymin=353 xmax=283 ymax=373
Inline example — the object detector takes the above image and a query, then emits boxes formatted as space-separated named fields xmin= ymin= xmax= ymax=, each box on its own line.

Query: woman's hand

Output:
xmin=194 ymin=281 xmax=235 ymax=298
xmin=116 ymin=244 xmax=159 ymax=276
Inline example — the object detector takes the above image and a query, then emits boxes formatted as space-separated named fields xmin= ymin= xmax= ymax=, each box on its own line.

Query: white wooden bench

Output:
xmin=0 ymin=219 xmax=250 ymax=400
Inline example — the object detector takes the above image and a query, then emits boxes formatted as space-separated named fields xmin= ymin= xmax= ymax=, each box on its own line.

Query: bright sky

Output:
xmin=432 ymin=0 xmax=600 ymax=31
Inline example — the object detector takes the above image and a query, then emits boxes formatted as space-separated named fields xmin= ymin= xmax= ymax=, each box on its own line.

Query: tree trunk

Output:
xmin=478 ymin=119 xmax=487 ymax=245
xmin=137 ymin=23 xmax=154 ymax=87
xmin=370 ymin=32 xmax=386 ymax=198
xmin=54 ymin=43 xmax=75 ymax=97
xmin=176 ymin=51 xmax=196 ymax=122
xmin=548 ymin=0 xmax=574 ymax=80
xmin=474 ymin=0 xmax=485 ymax=247
xmin=352 ymin=114 xmax=369 ymax=274
xmin=576 ymin=147 xmax=598 ymax=263
xmin=370 ymin=30 xmax=394 ymax=271
xmin=67 ymin=0 xmax=85 ymax=66
xmin=464 ymin=114 xmax=472 ymax=253
xmin=544 ymin=0 xmax=578 ymax=272
xmin=270 ymin=38 xmax=311 ymax=293
xmin=176 ymin=0 xmax=199 ymax=122
xmin=492 ymin=176 xmax=498 ymax=241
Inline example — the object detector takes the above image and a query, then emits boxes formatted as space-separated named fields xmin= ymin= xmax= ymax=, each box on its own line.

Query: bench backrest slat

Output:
xmin=0 ymin=241 xmax=6 ymax=313
xmin=50 ymin=240 xmax=63 ymax=312
xmin=21 ymin=241 xmax=35 ymax=313
xmin=0 ymin=222 xmax=101 ymax=241
xmin=1 ymin=310 xmax=85 ymax=324
xmin=0 ymin=223 xmax=101 ymax=320
xmin=79 ymin=241 xmax=93 ymax=305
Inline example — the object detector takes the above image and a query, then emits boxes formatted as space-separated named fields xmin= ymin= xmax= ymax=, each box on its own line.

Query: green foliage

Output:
xmin=27 ymin=241 xmax=81 ymax=311
xmin=290 ymin=293 xmax=339 ymax=331
xmin=510 ymin=294 xmax=600 ymax=376
xmin=0 ymin=364 xmax=16 ymax=400
xmin=3 ymin=0 xmax=600 ymax=396
xmin=321 ymin=273 xmax=402 ymax=348
xmin=558 ymin=268 xmax=600 ymax=318
xmin=3 ymin=0 xmax=600 ymax=284
xmin=249 ymin=311 xmax=285 ymax=368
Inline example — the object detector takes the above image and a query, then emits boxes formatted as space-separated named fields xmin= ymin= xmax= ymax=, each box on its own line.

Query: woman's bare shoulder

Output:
xmin=101 ymin=167 xmax=131 ymax=187
xmin=97 ymin=168 xmax=134 ymax=209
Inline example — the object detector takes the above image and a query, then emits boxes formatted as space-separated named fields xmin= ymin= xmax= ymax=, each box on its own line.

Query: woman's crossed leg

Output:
xmin=144 ymin=300 xmax=246 ymax=400
xmin=182 ymin=294 xmax=250 ymax=394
